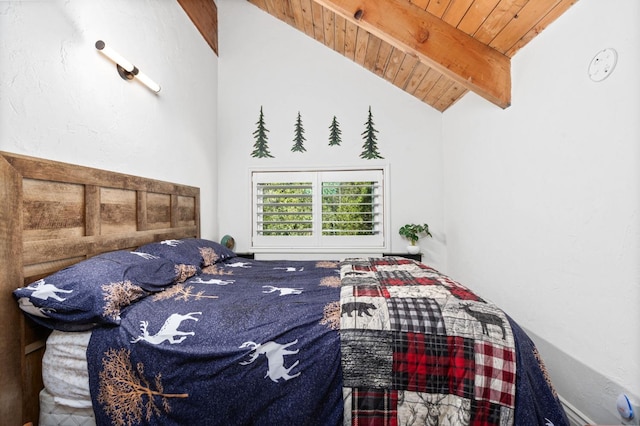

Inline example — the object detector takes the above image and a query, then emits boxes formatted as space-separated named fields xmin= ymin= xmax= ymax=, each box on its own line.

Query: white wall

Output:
xmin=217 ymin=1 xmax=445 ymax=265
xmin=443 ymin=0 xmax=640 ymax=423
xmin=0 ymin=0 xmax=219 ymax=238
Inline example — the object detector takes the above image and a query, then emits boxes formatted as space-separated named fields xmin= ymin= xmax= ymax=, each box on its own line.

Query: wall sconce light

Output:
xmin=95 ymin=40 xmax=161 ymax=93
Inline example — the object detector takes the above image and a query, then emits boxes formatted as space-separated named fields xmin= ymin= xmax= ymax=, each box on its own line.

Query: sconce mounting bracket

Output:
xmin=116 ymin=64 xmax=136 ymax=81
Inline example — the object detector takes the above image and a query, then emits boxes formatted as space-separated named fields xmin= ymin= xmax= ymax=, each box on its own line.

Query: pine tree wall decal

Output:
xmin=328 ymin=116 xmax=342 ymax=146
xmin=360 ymin=106 xmax=384 ymax=159
xmin=291 ymin=111 xmax=307 ymax=152
xmin=251 ymin=106 xmax=274 ymax=158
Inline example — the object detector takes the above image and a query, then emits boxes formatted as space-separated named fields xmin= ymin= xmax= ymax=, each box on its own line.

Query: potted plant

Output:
xmin=399 ymin=223 xmax=432 ymax=254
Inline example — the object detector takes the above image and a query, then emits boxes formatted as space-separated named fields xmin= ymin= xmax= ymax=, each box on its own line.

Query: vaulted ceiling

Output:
xmin=246 ymin=0 xmax=579 ymax=112
xmin=178 ymin=0 xmax=578 ymax=112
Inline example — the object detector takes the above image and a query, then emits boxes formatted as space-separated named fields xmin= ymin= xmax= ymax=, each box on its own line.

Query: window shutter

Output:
xmin=252 ymin=168 xmax=386 ymax=250
xmin=256 ymin=182 xmax=313 ymax=236
xmin=321 ymin=181 xmax=381 ymax=236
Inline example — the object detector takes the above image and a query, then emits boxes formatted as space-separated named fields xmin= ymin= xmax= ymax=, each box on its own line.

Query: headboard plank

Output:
xmin=2 ymin=153 xmax=199 ymax=196
xmin=22 ymin=227 xmax=199 ymax=266
xmin=0 ymin=155 xmax=24 ymax=426
xmin=137 ymin=191 xmax=149 ymax=231
xmin=0 ymin=151 xmax=201 ymax=425
xmin=86 ymin=185 xmax=101 ymax=237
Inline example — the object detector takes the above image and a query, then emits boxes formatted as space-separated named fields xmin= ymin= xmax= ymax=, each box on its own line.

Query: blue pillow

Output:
xmin=135 ymin=238 xmax=236 ymax=268
xmin=13 ymin=250 xmax=191 ymax=331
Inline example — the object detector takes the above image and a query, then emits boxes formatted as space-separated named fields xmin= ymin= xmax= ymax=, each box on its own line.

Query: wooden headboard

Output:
xmin=0 ymin=152 xmax=200 ymax=425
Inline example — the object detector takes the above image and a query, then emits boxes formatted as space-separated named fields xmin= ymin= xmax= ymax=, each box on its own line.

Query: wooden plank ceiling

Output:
xmin=247 ymin=0 xmax=578 ymax=112
xmin=178 ymin=0 xmax=218 ymax=54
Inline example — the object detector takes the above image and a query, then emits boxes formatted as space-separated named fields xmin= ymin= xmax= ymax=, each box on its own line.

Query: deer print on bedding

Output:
xmin=131 ymin=312 xmax=201 ymax=345
xmin=239 ymin=339 xmax=302 ymax=382
xmin=262 ymin=285 xmax=303 ymax=296
xmin=16 ymin=298 xmax=53 ymax=318
xmin=273 ymin=266 xmax=305 ymax=272
xmin=460 ymin=303 xmax=507 ymax=340
xmin=225 ymin=261 xmax=252 ymax=268
xmin=190 ymin=277 xmax=236 ymax=285
xmin=24 ymin=279 xmax=73 ymax=301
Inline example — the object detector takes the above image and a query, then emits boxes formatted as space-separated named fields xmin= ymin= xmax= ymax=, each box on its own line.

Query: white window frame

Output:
xmin=251 ymin=166 xmax=389 ymax=253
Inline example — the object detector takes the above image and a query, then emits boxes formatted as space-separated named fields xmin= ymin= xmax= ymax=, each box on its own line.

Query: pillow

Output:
xmin=13 ymin=250 xmax=192 ymax=331
xmin=135 ymin=238 xmax=236 ymax=268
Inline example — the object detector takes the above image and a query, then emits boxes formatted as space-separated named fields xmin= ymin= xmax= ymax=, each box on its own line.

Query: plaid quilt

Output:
xmin=340 ymin=257 xmax=516 ymax=426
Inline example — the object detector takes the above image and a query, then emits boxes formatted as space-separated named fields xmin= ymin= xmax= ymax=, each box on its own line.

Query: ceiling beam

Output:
xmin=313 ymin=0 xmax=511 ymax=109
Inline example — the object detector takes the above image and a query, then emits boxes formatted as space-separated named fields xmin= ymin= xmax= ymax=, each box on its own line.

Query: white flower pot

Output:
xmin=407 ymin=245 xmax=420 ymax=254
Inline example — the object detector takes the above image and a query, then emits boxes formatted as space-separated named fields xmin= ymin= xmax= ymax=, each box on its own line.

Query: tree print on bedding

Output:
xmin=102 ymin=280 xmax=146 ymax=321
xmin=316 ymin=260 xmax=339 ymax=269
xmin=98 ymin=348 xmax=188 ymax=426
xmin=533 ymin=346 xmax=559 ymax=399
xmin=153 ymin=283 xmax=218 ymax=302
xmin=199 ymin=247 xmax=221 ymax=267
xmin=320 ymin=276 xmax=341 ymax=288
xmin=175 ymin=264 xmax=197 ymax=282
xmin=320 ymin=300 xmax=341 ymax=330
xmin=201 ymin=263 xmax=234 ymax=275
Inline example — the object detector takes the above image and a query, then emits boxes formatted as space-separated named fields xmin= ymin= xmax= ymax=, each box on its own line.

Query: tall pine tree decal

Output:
xmin=291 ymin=111 xmax=306 ymax=153
xmin=328 ymin=116 xmax=342 ymax=146
xmin=251 ymin=106 xmax=274 ymax=158
xmin=360 ymin=106 xmax=383 ymax=159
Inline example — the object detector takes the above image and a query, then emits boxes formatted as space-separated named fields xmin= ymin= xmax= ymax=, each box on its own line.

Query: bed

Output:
xmin=1 ymin=152 xmax=569 ymax=426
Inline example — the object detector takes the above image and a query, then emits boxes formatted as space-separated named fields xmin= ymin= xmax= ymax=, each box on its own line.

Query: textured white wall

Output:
xmin=443 ymin=0 xmax=640 ymax=423
xmin=0 ymin=0 xmax=219 ymax=238
xmin=217 ymin=1 xmax=446 ymax=265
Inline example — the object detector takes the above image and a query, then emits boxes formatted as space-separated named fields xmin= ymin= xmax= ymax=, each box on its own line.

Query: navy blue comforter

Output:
xmin=87 ymin=257 xmax=343 ymax=425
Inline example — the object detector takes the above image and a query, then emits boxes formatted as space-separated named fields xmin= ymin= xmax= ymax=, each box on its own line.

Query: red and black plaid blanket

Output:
xmin=340 ymin=257 xmax=516 ymax=425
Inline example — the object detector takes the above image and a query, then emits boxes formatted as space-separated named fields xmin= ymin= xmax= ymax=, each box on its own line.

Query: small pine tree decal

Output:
xmin=360 ymin=106 xmax=383 ymax=159
xmin=251 ymin=106 xmax=274 ymax=158
xmin=291 ymin=111 xmax=307 ymax=153
xmin=328 ymin=116 xmax=342 ymax=146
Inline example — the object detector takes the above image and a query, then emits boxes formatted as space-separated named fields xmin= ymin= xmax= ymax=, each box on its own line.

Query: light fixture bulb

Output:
xmin=135 ymin=70 xmax=161 ymax=93
xmin=95 ymin=40 xmax=134 ymax=72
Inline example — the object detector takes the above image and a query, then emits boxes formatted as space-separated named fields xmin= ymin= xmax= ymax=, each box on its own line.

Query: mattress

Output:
xmin=42 ymin=330 xmax=93 ymax=408
xmin=39 ymin=388 xmax=95 ymax=426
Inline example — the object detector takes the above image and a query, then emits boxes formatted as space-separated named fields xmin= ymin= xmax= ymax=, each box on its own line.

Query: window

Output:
xmin=252 ymin=169 xmax=387 ymax=251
